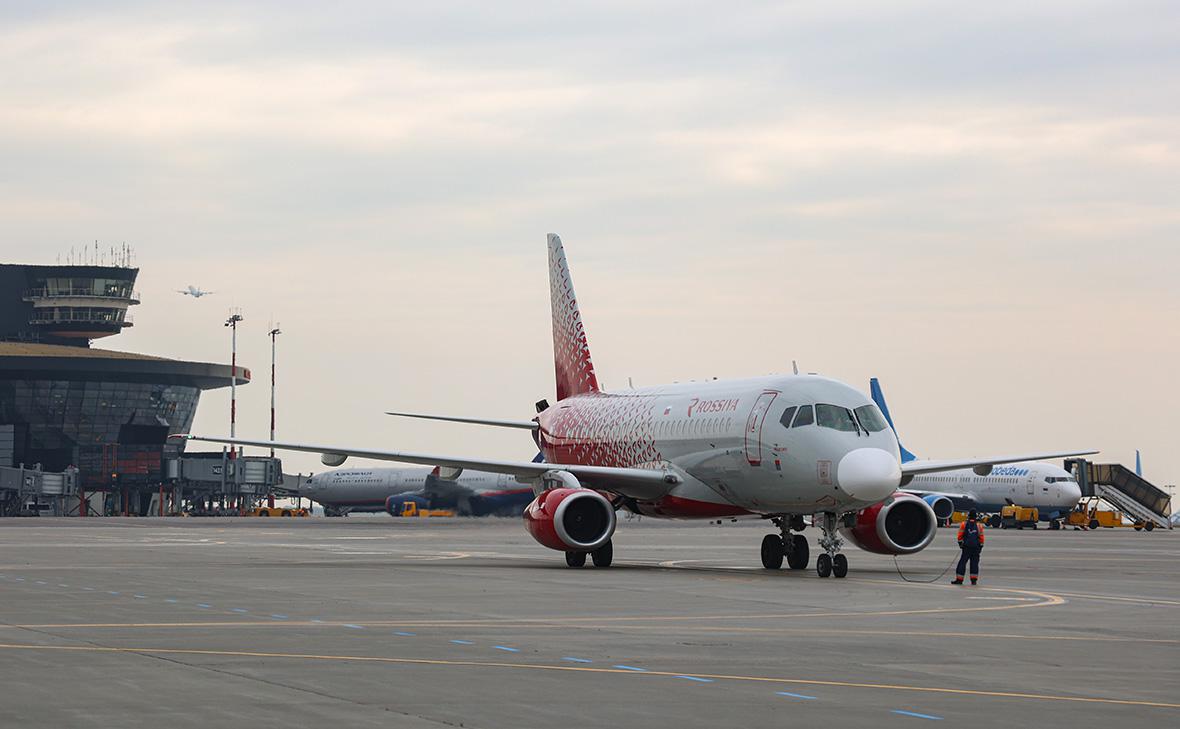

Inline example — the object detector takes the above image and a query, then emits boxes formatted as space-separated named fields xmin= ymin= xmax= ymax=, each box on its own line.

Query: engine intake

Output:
xmin=841 ymin=492 xmax=938 ymax=555
xmin=523 ymin=487 xmax=616 ymax=552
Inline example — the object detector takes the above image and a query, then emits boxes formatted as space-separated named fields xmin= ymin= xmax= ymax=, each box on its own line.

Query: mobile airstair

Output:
xmin=1065 ymin=459 xmax=1172 ymax=530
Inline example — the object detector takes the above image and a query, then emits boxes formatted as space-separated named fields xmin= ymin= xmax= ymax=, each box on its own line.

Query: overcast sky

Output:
xmin=2 ymin=2 xmax=1177 ymax=499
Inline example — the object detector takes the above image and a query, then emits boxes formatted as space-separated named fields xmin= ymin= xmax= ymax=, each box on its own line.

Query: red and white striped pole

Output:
xmin=268 ymin=325 xmax=281 ymax=511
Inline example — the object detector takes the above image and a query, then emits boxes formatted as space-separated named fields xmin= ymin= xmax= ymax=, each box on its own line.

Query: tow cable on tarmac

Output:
xmin=892 ymin=551 xmax=961 ymax=584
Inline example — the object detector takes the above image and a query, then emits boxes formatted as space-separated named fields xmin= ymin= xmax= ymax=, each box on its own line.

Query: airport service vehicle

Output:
xmin=177 ymin=285 xmax=214 ymax=298
xmin=391 ymin=502 xmax=455 ymax=518
xmin=299 ymin=466 xmax=534 ymax=517
xmin=1065 ymin=500 xmax=1157 ymax=531
xmin=871 ymin=378 xmax=1083 ymax=525
xmin=998 ymin=505 xmax=1039 ymax=529
xmin=245 ymin=506 xmax=309 ymax=517
xmin=174 ymin=235 xmax=1093 ymax=578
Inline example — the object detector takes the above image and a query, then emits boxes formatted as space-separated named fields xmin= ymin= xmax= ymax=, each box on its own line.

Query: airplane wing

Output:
xmin=901 ymin=450 xmax=1097 ymax=476
xmin=171 ymin=435 xmax=680 ymax=501
xmin=385 ymin=412 xmax=538 ymax=430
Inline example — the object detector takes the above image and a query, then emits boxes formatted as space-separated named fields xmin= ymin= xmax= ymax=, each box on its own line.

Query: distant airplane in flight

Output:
xmin=178 ymin=285 xmax=214 ymax=298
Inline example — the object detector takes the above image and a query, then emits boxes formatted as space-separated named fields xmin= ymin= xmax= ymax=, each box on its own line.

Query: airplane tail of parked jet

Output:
xmin=1136 ymin=449 xmax=1142 ymax=477
xmin=869 ymin=377 xmax=917 ymax=463
xmin=548 ymin=234 xmax=601 ymax=401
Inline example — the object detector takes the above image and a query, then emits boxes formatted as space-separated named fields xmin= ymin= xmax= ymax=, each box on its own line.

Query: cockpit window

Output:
xmin=779 ymin=406 xmax=797 ymax=428
xmin=791 ymin=405 xmax=814 ymax=427
xmin=853 ymin=404 xmax=889 ymax=432
xmin=816 ymin=404 xmax=859 ymax=432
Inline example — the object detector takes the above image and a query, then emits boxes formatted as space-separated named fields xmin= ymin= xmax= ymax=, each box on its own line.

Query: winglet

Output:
xmin=548 ymin=234 xmax=600 ymax=400
xmin=869 ymin=377 xmax=917 ymax=463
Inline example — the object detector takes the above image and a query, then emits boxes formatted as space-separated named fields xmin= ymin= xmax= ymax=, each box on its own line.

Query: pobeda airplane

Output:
xmin=173 ymin=235 xmax=1095 ymax=578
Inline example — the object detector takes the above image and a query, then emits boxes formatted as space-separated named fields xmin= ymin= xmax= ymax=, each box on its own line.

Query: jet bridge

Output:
xmin=1064 ymin=459 xmax=1172 ymax=530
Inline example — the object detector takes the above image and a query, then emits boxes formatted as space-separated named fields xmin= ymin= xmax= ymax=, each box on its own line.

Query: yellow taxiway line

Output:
xmin=0 ymin=643 xmax=1175 ymax=710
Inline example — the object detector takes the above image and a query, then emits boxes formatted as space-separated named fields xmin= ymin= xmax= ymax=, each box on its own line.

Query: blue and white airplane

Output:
xmin=300 ymin=465 xmax=535 ymax=517
xmin=871 ymin=378 xmax=1082 ymax=526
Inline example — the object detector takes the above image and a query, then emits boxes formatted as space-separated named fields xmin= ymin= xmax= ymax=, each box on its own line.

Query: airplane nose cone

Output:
xmin=1062 ymin=481 xmax=1082 ymax=506
xmin=837 ymin=448 xmax=902 ymax=503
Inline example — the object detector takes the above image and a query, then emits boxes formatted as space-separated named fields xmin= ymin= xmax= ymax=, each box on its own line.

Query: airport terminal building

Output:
xmin=0 ymin=261 xmax=270 ymax=515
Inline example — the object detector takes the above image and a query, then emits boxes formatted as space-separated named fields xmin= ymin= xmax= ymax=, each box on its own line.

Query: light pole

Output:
xmin=268 ymin=325 xmax=281 ymax=457
xmin=268 ymin=324 xmax=281 ymax=510
xmin=224 ymin=309 xmax=244 ymax=450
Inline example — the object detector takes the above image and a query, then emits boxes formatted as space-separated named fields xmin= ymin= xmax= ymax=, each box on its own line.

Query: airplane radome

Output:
xmin=173 ymin=234 xmax=1093 ymax=579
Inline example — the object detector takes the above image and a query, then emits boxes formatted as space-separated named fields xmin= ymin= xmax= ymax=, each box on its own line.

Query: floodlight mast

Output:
xmin=224 ymin=310 xmax=244 ymax=457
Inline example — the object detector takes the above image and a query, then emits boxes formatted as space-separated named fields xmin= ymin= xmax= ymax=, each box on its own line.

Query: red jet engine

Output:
xmin=523 ymin=487 xmax=616 ymax=552
xmin=841 ymin=492 xmax=938 ymax=555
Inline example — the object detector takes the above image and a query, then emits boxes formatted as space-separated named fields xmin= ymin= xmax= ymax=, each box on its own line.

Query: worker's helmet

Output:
xmin=968 ymin=510 xmax=978 ymax=520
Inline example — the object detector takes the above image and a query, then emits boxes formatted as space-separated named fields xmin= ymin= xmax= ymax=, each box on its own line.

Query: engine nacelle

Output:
xmin=523 ymin=487 xmax=616 ymax=552
xmin=841 ymin=491 xmax=938 ymax=555
xmin=922 ymin=494 xmax=954 ymax=520
xmin=385 ymin=494 xmax=429 ymax=516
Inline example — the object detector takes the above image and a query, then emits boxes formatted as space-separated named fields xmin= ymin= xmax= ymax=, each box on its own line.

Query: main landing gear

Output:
xmin=761 ymin=516 xmax=810 ymax=571
xmin=815 ymin=512 xmax=848 ymax=579
xmin=565 ymin=540 xmax=613 ymax=569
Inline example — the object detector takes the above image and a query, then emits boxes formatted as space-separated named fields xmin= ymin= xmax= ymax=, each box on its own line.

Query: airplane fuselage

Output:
xmin=303 ymin=467 xmax=531 ymax=515
xmin=537 ymin=375 xmax=902 ymax=518
xmin=908 ymin=463 xmax=1081 ymax=518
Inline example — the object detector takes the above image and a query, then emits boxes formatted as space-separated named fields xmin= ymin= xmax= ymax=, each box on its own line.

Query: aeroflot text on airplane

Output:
xmin=688 ymin=398 xmax=741 ymax=417
xmin=990 ymin=467 xmax=1029 ymax=476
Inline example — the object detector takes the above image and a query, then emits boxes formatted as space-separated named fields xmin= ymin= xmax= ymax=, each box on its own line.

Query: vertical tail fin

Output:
xmin=548 ymin=234 xmax=601 ymax=400
xmin=1135 ymin=449 xmax=1142 ymax=477
xmin=869 ymin=377 xmax=917 ymax=463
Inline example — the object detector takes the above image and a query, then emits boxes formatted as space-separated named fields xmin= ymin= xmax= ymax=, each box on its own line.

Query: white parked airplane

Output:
xmin=869 ymin=378 xmax=1083 ymax=527
xmin=173 ymin=234 xmax=1094 ymax=578
xmin=177 ymin=285 xmax=214 ymax=298
xmin=301 ymin=464 xmax=536 ymax=517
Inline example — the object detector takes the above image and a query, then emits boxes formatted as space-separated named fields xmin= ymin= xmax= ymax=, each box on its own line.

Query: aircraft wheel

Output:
xmin=832 ymin=554 xmax=848 ymax=578
xmin=1145 ymin=522 xmax=1155 ymax=532
xmin=816 ymin=553 xmax=832 ymax=578
xmin=591 ymin=540 xmax=613 ymax=568
xmin=787 ymin=535 xmax=809 ymax=570
xmin=565 ymin=551 xmax=587 ymax=568
xmin=761 ymin=534 xmax=784 ymax=570
xmin=257 ymin=511 xmax=269 ymax=517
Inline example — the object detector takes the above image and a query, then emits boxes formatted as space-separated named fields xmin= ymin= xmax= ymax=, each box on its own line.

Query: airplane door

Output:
xmin=1026 ymin=472 xmax=1035 ymax=498
xmin=744 ymin=391 xmax=779 ymax=466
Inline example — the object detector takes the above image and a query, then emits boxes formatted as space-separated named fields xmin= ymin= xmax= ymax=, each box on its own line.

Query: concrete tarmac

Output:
xmin=0 ymin=517 xmax=1176 ymax=728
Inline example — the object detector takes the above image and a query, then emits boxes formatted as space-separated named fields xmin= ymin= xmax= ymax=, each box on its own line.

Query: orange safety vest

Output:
xmin=957 ymin=519 xmax=985 ymax=548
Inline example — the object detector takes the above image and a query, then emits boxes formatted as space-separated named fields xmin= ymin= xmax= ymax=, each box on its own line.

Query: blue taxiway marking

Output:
xmin=776 ymin=691 xmax=817 ymax=700
xmin=343 ymin=624 xmax=365 ymax=630
xmin=494 ymin=646 xmax=520 ymax=653
xmin=450 ymin=640 xmax=474 ymax=645
xmin=562 ymin=657 xmax=593 ymax=664
xmin=613 ymin=665 xmax=647 ymax=672
xmin=270 ymin=614 xmax=289 ymax=620
xmin=393 ymin=631 xmax=416 ymax=637
xmin=675 ymin=675 xmax=714 ymax=683
xmin=892 ymin=710 xmax=943 ymax=720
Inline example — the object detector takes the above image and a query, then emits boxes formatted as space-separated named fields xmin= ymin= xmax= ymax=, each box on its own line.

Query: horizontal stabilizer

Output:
xmin=385 ymin=412 xmax=538 ymax=430
xmin=902 ymin=450 xmax=1099 ymax=476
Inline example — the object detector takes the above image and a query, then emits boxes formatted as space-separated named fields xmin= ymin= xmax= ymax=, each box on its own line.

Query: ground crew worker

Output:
xmin=952 ymin=510 xmax=985 ymax=585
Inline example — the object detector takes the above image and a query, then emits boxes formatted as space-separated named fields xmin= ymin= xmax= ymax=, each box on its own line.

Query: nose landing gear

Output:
xmin=761 ymin=516 xmax=810 ymax=571
xmin=816 ymin=512 xmax=848 ymax=578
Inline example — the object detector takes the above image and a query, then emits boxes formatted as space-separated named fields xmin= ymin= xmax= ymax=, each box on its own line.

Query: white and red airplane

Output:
xmin=174 ymin=235 xmax=1094 ymax=577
